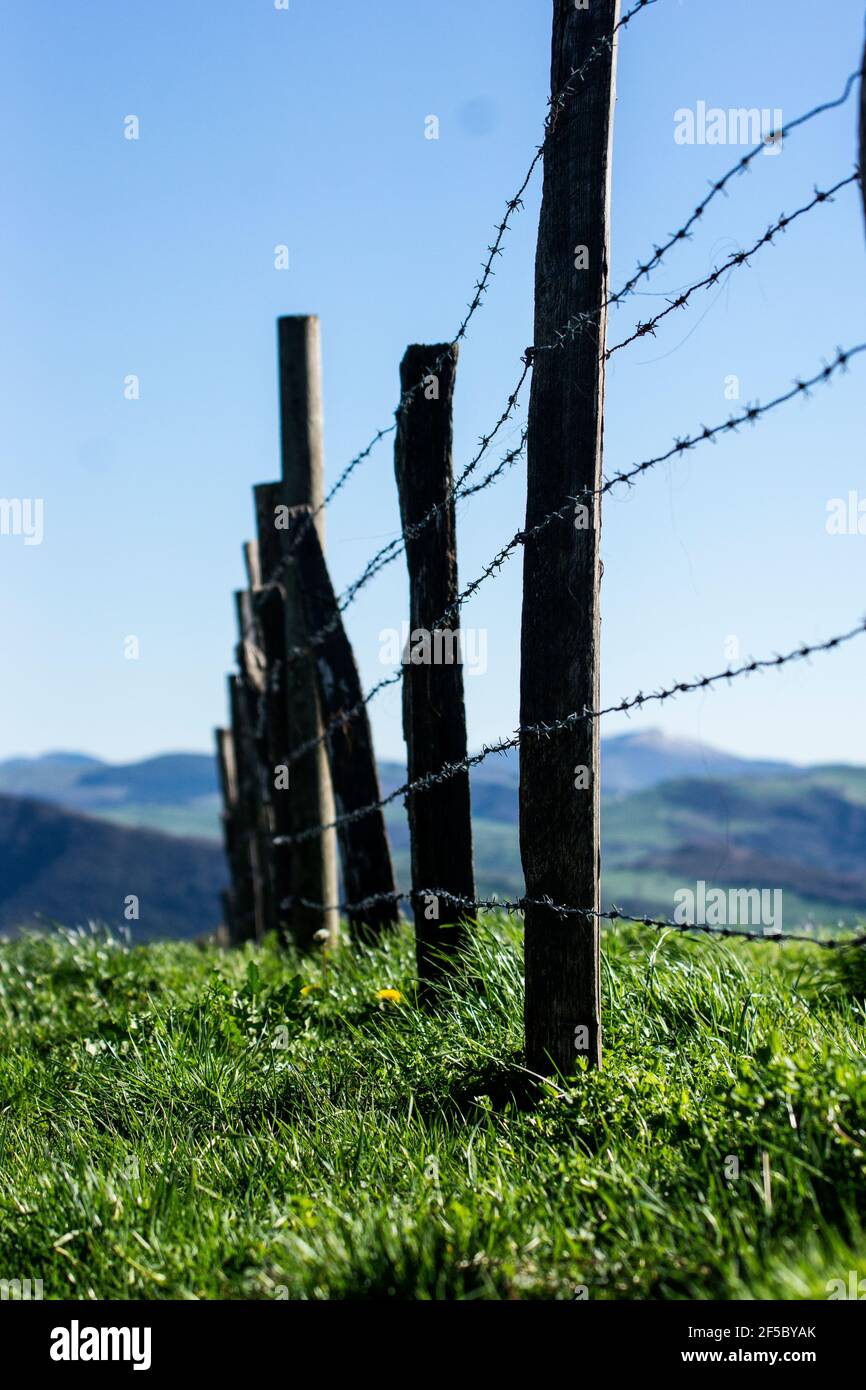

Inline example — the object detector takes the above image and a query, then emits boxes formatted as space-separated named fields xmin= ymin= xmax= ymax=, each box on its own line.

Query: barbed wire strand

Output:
xmin=273 ymin=0 xmax=660 ymax=563
xmin=284 ymin=341 xmax=865 ymax=766
xmin=520 ymin=73 xmax=864 ymax=367
xmin=260 ymin=70 xmax=859 ymax=639
xmin=275 ymin=617 xmax=866 ymax=846
xmin=535 ymin=172 xmax=859 ymax=359
xmin=607 ymin=173 xmax=859 ymax=356
xmin=280 ymin=885 xmax=866 ymax=951
xmin=271 ymin=157 xmax=859 ymax=648
xmin=611 ymin=67 xmax=862 ymax=307
xmin=332 ymin=374 xmax=531 ymax=616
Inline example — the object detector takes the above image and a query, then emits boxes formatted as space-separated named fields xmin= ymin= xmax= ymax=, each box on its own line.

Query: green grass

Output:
xmin=1 ymin=919 xmax=866 ymax=1300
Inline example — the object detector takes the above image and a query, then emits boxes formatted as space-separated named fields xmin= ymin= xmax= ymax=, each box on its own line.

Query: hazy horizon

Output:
xmin=5 ymin=725 xmax=866 ymax=776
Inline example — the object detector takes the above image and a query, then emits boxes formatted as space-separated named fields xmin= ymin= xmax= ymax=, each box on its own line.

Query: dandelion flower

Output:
xmin=376 ymin=988 xmax=403 ymax=1003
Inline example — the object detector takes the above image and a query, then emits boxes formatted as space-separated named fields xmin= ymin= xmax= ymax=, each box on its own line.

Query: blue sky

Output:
xmin=1 ymin=0 xmax=864 ymax=766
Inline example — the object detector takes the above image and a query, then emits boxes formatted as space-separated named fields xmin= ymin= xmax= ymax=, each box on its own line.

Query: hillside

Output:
xmin=2 ymin=737 xmax=865 ymax=939
xmin=0 ymin=730 xmax=800 ymax=841
xmin=0 ymin=795 xmax=226 ymax=940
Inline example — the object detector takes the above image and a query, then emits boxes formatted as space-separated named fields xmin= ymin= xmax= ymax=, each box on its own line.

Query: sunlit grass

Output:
xmin=0 ymin=918 xmax=865 ymax=1299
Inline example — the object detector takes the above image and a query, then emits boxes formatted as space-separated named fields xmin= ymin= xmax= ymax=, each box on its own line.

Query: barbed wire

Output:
xmin=442 ymin=341 xmax=866 ymax=625
xmin=281 ymin=885 xmax=866 ymax=951
xmin=274 ymin=0 xmax=659 ymax=565
xmin=259 ymin=60 xmax=860 ymax=657
xmin=338 ymin=429 xmax=529 ymax=614
xmin=522 ymin=72 xmax=863 ymax=367
xmin=611 ymin=67 xmax=862 ymax=307
xmin=283 ymin=340 xmax=865 ymax=767
xmin=275 ymin=616 xmax=866 ymax=846
xmin=270 ymin=87 xmax=861 ymax=638
xmin=534 ymin=172 xmax=859 ymax=360
xmin=278 ymin=426 xmax=529 ymax=670
xmin=607 ymin=173 xmax=859 ymax=356
xmin=593 ymin=342 xmax=866 ymax=497
xmin=258 ymin=357 xmax=531 ymax=651
xmin=271 ymin=167 xmax=860 ymax=703
xmin=332 ymin=371 xmax=530 ymax=616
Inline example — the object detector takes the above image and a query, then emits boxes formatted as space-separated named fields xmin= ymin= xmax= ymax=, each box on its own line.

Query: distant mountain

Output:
xmin=1 ymin=737 xmax=864 ymax=939
xmin=0 ymin=732 xmax=801 ymax=838
xmin=0 ymin=794 xmax=225 ymax=941
xmin=75 ymin=754 xmax=219 ymax=806
xmin=0 ymin=752 xmax=104 ymax=799
xmin=0 ymin=752 xmax=221 ymax=839
xmin=602 ymin=768 xmax=866 ymax=927
xmin=599 ymin=729 xmax=793 ymax=796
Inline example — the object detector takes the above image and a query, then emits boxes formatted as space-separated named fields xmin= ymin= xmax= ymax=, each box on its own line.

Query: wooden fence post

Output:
xmin=215 ymin=726 xmax=241 ymax=940
xmin=254 ymin=484 xmax=294 ymax=942
xmin=276 ymin=316 xmax=339 ymax=947
xmin=243 ymin=539 xmax=261 ymax=592
xmin=394 ymin=343 xmax=475 ymax=989
xmin=227 ymin=669 xmax=266 ymax=942
xmin=289 ymin=506 xmax=399 ymax=939
xmin=520 ymin=0 xmax=619 ymax=1075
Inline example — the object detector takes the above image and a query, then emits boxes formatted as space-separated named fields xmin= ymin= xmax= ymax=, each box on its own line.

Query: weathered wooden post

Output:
xmin=394 ymin=343 xmax=476 ymax=989
xmin=290 ymin=509 xmax=399 ymax=939
xmin=276 ymin=316 xmax=339 ymax=947
xmin=243 ymin=539 xmax=261 ymax=593
xmin=254 ymin=483 xmax=294 ymax=942
xmin=520 ymin=0 xmax=619 ymax=1074
xmin=215 ymin=725 xmax=240 ymax=939
xmin=227 ymin=668 xmax=267 ymax=943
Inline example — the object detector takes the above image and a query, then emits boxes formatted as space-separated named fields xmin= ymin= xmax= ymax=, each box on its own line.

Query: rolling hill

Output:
xmin=0 ymin=794 xmax=226 ymax=940
xmin=1 ymin=733 xmax=864 ymax=938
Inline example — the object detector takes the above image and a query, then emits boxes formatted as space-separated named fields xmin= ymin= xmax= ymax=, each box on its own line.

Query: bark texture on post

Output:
xmin=290 ymin=508 xmax=399 ymax=940
xmin=276 ymin=315 xmax=339 ymax=947
xmin=215 ymin=726 xmax=242 ymax=941
xmin=227 ymin=669 xmax=267 ymax=943
xmin=394 ymin=343 xmax=475 ymax=989
xmin=254 ymin=483 xmax=294 ymax=943
xmin=520 ymin=0 xmax=619 ymax=1075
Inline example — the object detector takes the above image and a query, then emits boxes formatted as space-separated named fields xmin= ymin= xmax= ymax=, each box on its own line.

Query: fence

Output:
xmin=216 ymin=0 xmax=866 ymax=1076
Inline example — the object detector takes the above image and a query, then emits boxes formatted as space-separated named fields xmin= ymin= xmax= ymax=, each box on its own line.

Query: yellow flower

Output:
xmin=375 ymin=988 xmax=403 ymax=1003
xmin=300 ymin=983 xmax=321 ymax=997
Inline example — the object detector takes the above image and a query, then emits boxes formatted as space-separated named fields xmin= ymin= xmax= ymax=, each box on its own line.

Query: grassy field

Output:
xmin=1 ymin=919 xmax=865 ymax=1300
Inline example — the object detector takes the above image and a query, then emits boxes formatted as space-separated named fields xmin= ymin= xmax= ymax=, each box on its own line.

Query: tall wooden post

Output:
xmin=277 ymin=316 xmax=339 ymax=947
xmin=227 ymin=669 xmax=267 ymax=943
xmin=254 ymin=483 xmax=294 ymax=942
xmin=215 ymin=726 xmax=241 ymax=940
xmin=394 ymin=343 xmax=475 ymax=989
xmin=290 ymin=508 xmax=399 ymax=940
xmin=520 ymin=0 xmax=619 ymax=1074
